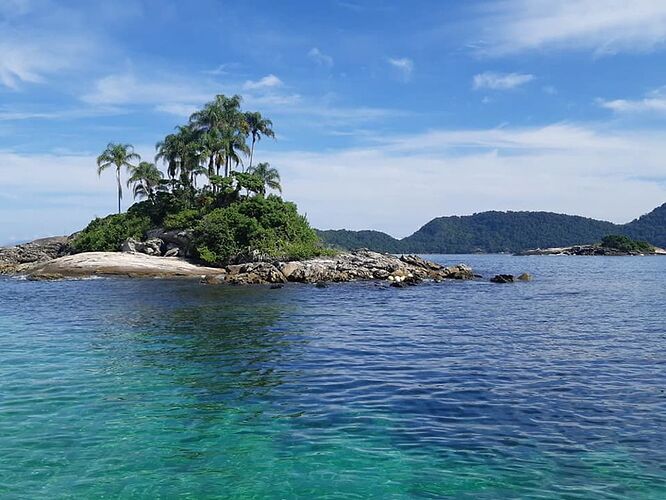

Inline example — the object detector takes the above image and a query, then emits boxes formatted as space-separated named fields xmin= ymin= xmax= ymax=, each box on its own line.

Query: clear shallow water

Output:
xmin=1 ymin=254 xmax=666 ymax=499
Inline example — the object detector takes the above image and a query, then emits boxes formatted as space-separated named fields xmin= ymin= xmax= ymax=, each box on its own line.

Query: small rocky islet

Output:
xmin=0 ymin=234 xmax=477 ymax=286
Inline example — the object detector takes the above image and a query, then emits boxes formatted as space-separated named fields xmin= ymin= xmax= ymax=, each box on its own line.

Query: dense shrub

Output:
xmin=70 ymin=213 xmax=152 ymax=253
xmin=193 ymin=195 xmax=328 ymax=265
xmin=163 ymin=209 xmax=202 ymax=231
xmin=600 ymin=234 xmax=654 ymax=253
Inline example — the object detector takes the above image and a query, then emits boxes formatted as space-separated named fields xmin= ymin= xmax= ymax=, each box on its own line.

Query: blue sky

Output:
xmin=2 ymin=0 xmax=666 ymax=243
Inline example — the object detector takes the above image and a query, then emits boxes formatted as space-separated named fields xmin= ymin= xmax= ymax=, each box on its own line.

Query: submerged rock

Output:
xmin=490 ymin=274 xmax=515 ymax=284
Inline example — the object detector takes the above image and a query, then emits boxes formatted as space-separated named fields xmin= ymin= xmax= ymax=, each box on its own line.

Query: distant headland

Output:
xmin=317 ymin=204 xmax=666 ymax=254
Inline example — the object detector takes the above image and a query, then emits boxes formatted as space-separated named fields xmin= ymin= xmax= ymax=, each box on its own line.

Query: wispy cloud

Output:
xmin=308 ymin=47 xmax=334 ymax=67
xmin=270 ymin=123 xmax=666 ymax=236
xmin=0 ymin=36 xmax=90 ymax=89
xmin=3 ymin=123 xmax=666 ymax=240
xmin=475 ymin=0 xmax=666 ymax=55
xmin=203 ymin=63 xmax=242 ymax=76
xmin=598 ymin=86 xmax=666 ymax=113
xmin=0 ymin=0 xmax=100 ymax=90
xmin=473 ymin=71 xmax=534 ymax=90
xmin=387 ymin=57 xmax=414 ymax=81
xmin=81 ymin=73 xmax=217 ymax=114
xmin=242 ymin=74 xmax=283 ymax=90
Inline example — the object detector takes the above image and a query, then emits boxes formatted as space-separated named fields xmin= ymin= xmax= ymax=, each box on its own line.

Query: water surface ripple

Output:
xmin=1 ymin=255 xmax=666 ymax=498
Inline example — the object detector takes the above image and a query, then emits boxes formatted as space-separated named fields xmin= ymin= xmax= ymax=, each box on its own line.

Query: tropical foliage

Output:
xmin=193 ymin=195 xmax=321 ymax=266
xmin=600 ymin=235 xmax=654 ymax=254
xmin=247 ymin=162 xmax=281 ymax=195
xmin=74 ymin=95 xmax=327 ymax=264
xmin=127 ymin=161 xmax=164 ymax=202
xmin=96 ymin=143 xmax=141 ymax=214
xmin=70 ymin=213 xmax=152 ymax=253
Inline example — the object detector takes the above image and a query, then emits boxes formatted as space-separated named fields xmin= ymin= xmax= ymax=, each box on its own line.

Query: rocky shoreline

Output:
xmin=1 ymin=237 xmax=475 ymax=285
xmin=516 ymin=244 xmax=666 ymax=256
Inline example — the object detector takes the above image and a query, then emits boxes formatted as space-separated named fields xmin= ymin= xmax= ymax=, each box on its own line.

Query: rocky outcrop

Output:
xmin=203 ymin=250 xmax=474 ymax=285
xmin=5 ymin=240 xmax=475 ymax=285
xmin=121 ymin=237 xmax=164 ymax=256
xmin=0 ymin=236 xmax=71 ymax=273
xmin=517 ymin=244 xmax=665 ymax=256
xmin=146 ymin=229 xmax=193 ymax=256
xmin=22 ymin=252 xmax=226 ymax=279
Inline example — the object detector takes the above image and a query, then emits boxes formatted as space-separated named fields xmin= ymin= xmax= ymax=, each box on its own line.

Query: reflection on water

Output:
xmin=1 ymin=255 xmax=666 ymax=498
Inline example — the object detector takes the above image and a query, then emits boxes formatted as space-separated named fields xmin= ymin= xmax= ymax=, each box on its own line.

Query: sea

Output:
xmin=1 ymin=254 xmax=665 ymax=499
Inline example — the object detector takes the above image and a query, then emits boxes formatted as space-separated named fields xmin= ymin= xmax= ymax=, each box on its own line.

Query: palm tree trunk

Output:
xmin=116 ymin=167 xmax=122 ymax=214
xmin=249 ymin=137 xmax=256 ymax=170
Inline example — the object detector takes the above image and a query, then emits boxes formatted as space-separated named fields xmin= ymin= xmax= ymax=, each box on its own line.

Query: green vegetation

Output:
xmin=600 ymin=235 xmax=654 ymax=254
xmin=70 ymin=213 xmax=152 ymax=253
xmin=316 ymin=229 xmax=405 ymax=254
xmin=72 ymin=95 xmax=329 ymax=265
xmin=193 ymin=195 xmax=324 ymax=266
xmin=96 ymin=143 xmax=141 ymax=214
xmin=318 ymin=205 xmax=666 ymax=254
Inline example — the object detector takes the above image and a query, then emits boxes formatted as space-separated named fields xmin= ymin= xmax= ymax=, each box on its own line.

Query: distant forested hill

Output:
xmin=317 ymin=203 xmax=666 ymax=253
xmin=314 ymin=230 xmax=405 ymax=253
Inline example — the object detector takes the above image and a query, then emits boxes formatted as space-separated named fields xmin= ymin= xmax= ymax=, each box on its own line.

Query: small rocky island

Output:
xmin=1 ymin=95 xmax=483 ymax=286
xmin=0 ymin=236 xmax=474 ymax=285
xmin=517 ymin=235 xmax=665 ymax=256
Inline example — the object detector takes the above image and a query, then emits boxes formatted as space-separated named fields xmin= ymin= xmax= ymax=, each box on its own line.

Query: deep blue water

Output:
xmin=1 ymin=255 xmax=666 ymax=498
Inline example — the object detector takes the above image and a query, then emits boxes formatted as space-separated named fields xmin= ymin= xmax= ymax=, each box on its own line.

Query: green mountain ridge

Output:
xmin=317 ymin=203 xmax=666 ymax=253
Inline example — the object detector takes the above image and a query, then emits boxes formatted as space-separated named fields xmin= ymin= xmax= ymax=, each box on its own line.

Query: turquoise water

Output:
xmin=1 ymin=255 xmax=666 ymax=498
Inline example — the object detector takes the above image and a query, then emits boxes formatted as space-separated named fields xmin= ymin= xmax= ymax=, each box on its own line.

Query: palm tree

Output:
xmin=97 ymin=143 xmax=141 ymax=213
xmin=155 ymin=125 xmax=199 ymax=189
xmin=244 ymin=111 xmax=274 ymax=170
xmin=190 ymin=94 xmax=249 ymax=178
xmin=222 ymin=129 xmax=250 ymax=177
xmin=155 ymin=133 xmax=183 ymax=184
xmin=127 ymin=161 xmax=163 ymax=202
xmin=248 ymin=162 xmax=281 ymax=195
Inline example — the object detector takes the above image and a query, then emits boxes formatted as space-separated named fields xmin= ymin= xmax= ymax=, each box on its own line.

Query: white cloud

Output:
xmin=242 ymin=74 xmax=283 ymax=91
xmin=82 ymin=73 xmax=213 ymax=106
xmin=0 ymin=149 xmax=135 ymax=241
xmin=3 ymin=124 xmax=666 ymax=241
xmin=387 ymin=57 xmax=414 ymax=81
xmin=0 ymin=0 xmax=100 ymax=90
xmin=268 ymin=123 xmax=666 ymax=237
xmin=80 ymin=71 xmax=399 ymax=126
xmin=476 ymin=0 xmax=666 ymax=55
xmin=153 ymin=103 xmax=199 ymax=118
xmin=0 ymin=110 xmax=59 ymax=120
xmin=598 ymin=86 xmax=666 ymax=113
xmin=473 ymin=71 xmax=534 ymax=90
xmin=203 ymin=63 xmax=241 ymax=76
xmin=0 ymin=36 xmax=89 ymax=89
xmin=308 ymin=47 xmax=334 ymax=67
xmin=81 ymin=72 xmax=221 ymax=118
